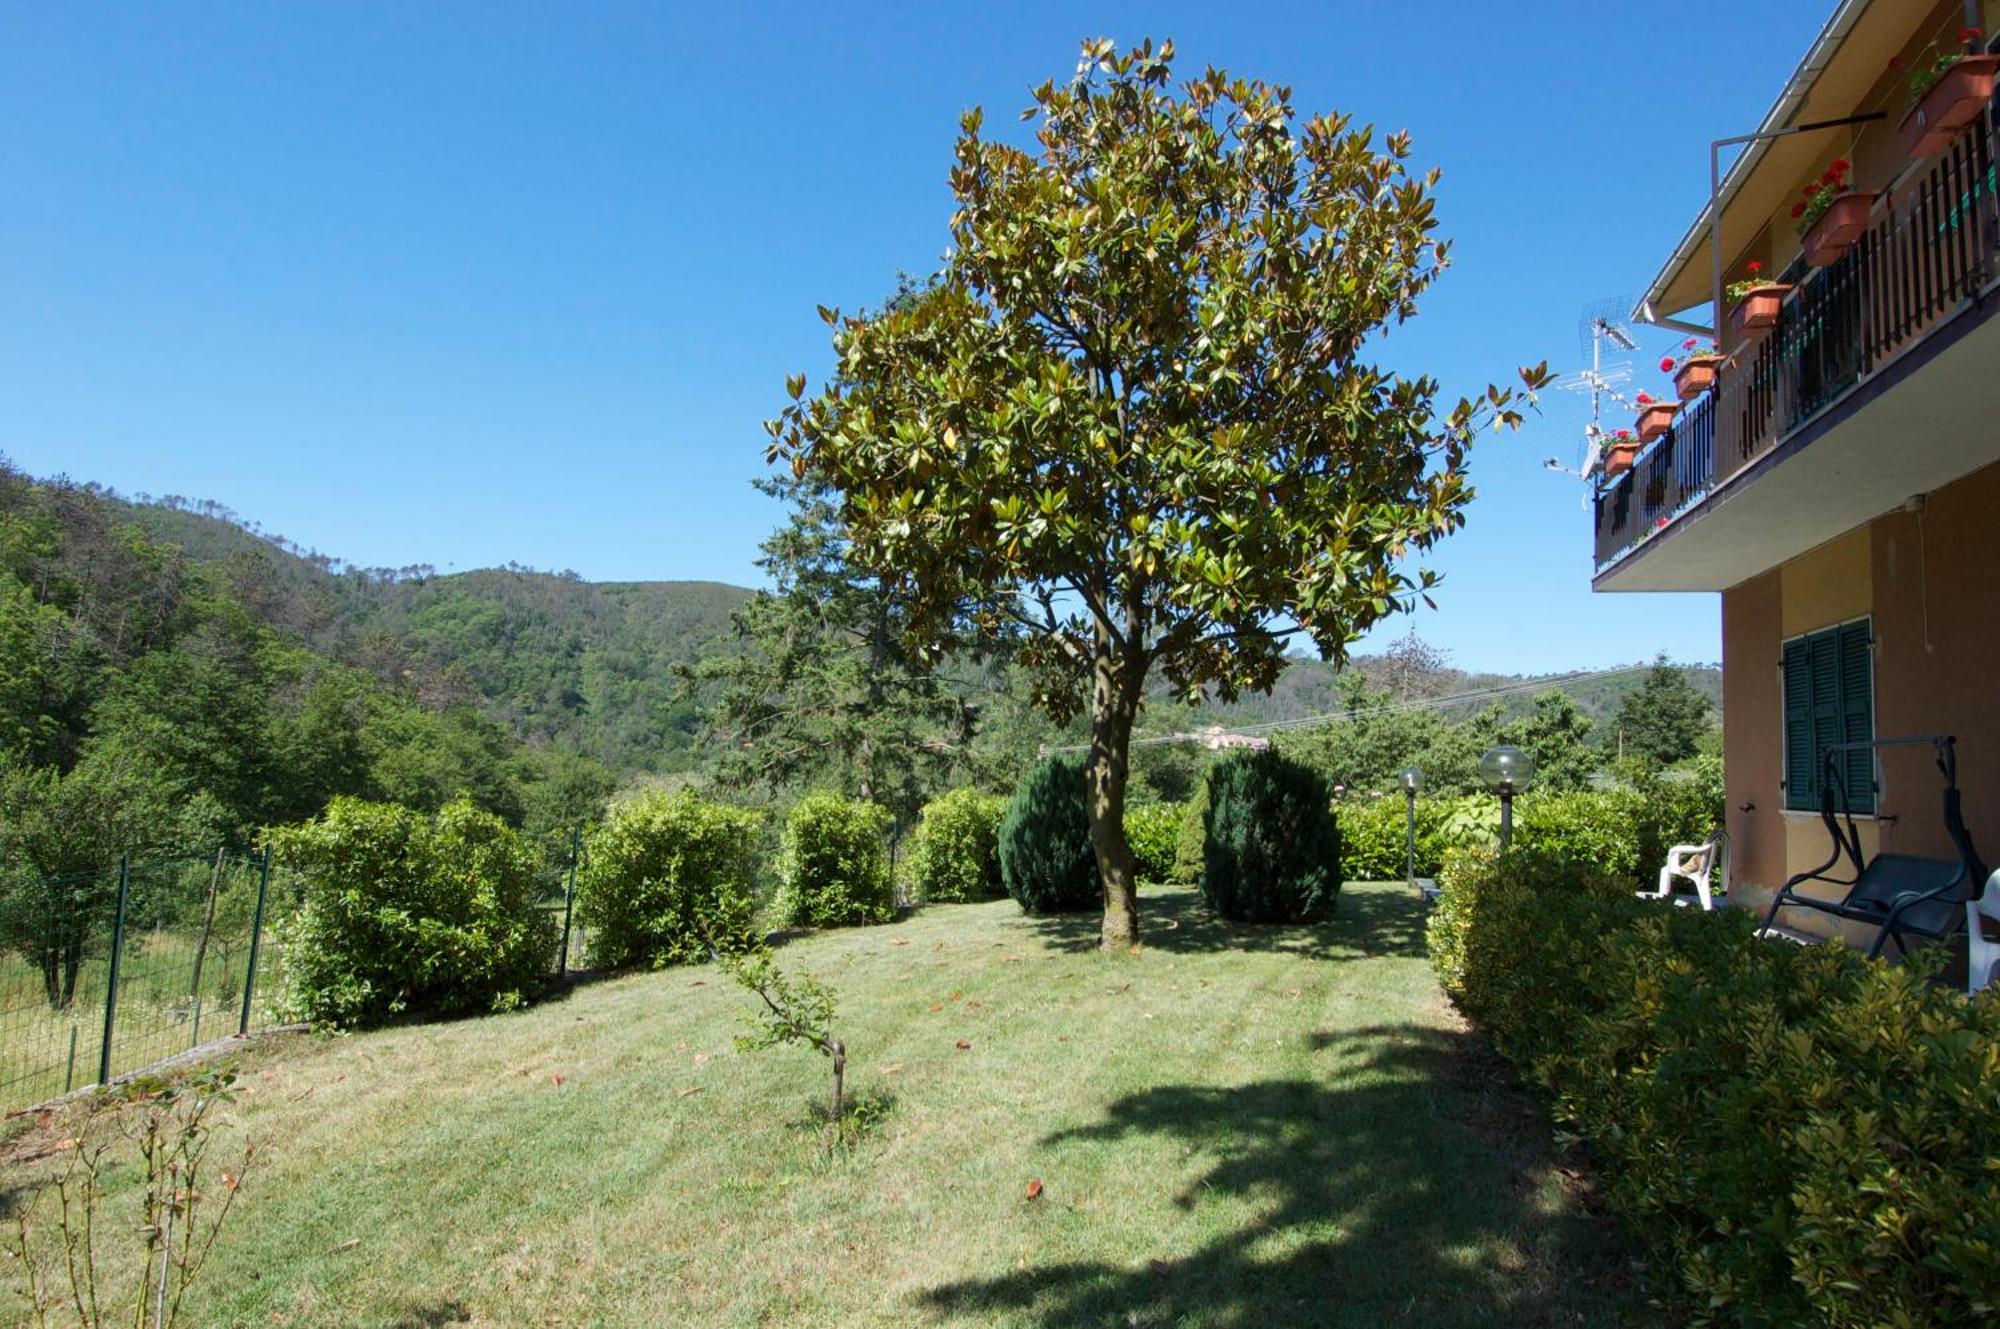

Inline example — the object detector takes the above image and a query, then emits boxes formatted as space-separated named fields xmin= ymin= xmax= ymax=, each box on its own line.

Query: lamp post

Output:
xmin=1399 ymin=767 xmax=1422 ymax=889
xmin=1479 ymin=746 xmax=1535 ymax=850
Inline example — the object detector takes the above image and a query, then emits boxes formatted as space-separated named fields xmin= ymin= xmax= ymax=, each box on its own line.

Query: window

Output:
xmin=1782 ymin=618 xmax=1874 ymax=813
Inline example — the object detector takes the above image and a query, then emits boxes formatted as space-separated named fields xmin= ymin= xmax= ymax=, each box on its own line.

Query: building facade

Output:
xmin=1597 ymin=0 xmax=2000 ymax=939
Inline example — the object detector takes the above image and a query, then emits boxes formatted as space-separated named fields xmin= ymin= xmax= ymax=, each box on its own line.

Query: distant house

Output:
xmin=1192 ymin=726 xmax=1270 ymax=752
xmin=1596 ymin=0 xmax=2000 ymax=939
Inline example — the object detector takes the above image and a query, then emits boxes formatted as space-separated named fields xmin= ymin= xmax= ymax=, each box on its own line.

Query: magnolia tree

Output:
xmin=770 ymin=39 xmax=1546 ymax=950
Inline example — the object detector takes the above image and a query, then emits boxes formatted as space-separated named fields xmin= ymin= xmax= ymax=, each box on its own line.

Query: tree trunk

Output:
xmin=1086 ymin=651 xmax=1142 ymax=952
xmin=828 ymin=1038 xmax=846 ymax=1126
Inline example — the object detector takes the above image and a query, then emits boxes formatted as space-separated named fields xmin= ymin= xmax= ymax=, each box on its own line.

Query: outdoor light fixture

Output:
xmin=1399 ymin=767 xmax=1422 ymax=889
xmin=1479 ymin=745 xmax=1535 ymax=849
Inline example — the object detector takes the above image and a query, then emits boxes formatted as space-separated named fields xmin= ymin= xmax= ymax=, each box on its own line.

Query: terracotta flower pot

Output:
xmin=1900 ymin=55 xmax=2000 ymax=159
xmin=1801 ymin=191 xmax=1877 ymax=267
xmin=1729 ymin=284 xmax=1789 ymax=339
xmin=1601 ymin=441 xmax=1641 ymax=479
xmin=1672 ymin=354 xmax=1723 ymax=401
xmin=1635 ymin=401 xmax=1678 ymax=444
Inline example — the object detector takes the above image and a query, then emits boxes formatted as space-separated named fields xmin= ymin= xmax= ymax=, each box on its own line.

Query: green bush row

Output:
xmin=1429 ymin=847 xmax=2000 ymax=1324
xmin=1336 ymin=777 xmax=1718 ymax=886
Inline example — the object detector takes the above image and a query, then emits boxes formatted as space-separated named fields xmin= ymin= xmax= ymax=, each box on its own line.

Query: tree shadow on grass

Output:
xmin=1024 ymin=883 xmax=1430 ymax=962
xmin=918 ymin=1024 xmax=1662 ymax=1328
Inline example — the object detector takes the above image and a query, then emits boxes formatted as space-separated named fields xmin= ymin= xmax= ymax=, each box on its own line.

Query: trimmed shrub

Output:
xmin=906 ymin=788 xmax=1007 ymax=903
xmin=1170 ymin=780 xmax=1209 ymax=884
xmin=774 ymin=792 xmax=895 ymax=928
xmin=268 ymin=797 xmax=556 ymax=1026
xmin=1123 ymin=801 xmax=1182 ymax=882
xmin=1430 ymin=849 xmax=2000 ymax=1325
xmin=998 ymin=755 xmax=1099 ymax=915
xmin=576 ymin=788 xmax=761 ymax=969
xmin=1200 ymin=749 xmax=1341 ymax=923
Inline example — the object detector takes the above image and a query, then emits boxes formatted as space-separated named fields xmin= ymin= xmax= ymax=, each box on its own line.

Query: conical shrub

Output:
xmin=998 ymin=754 xmax=1099 ymax=915
xmin=1202 ymin=749 xmax=1341 ymax=922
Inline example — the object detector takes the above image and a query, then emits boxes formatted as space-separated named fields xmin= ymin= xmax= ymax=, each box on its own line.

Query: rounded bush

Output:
xmin=774 ymin=792 xmax=895 ymax=928
xmin=268 ymin=797 xmax=556 ymax=1026
xmin=997 ymin=755 xmax=1099 ymax=915
xmin=576 ymin=788 xmax=761 ymax=969
xmin=1123 ymin=801 xmax=1182 ymax=882
xmin=1200 ymin=749 xmax=1341 ymax=922
xmin=906 ymin=788 xmax=1007 ymax=903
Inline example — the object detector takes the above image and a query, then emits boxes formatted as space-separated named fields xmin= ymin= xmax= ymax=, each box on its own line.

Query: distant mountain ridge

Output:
xmin=116 ymin=497 xmax=751 ymax=773
xmin=112 ymin=492 xmax=1716 ymax=772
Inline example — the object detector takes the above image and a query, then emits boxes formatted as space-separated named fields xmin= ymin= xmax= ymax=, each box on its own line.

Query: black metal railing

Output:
xmin=1595 ymin=113 xmax=1999 ymax=571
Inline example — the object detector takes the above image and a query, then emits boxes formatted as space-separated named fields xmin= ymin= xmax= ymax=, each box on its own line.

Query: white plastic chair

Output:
xmin=1968 ymin=869 xmax=2000 ymax=995
xmin=1642 ymin=831 xmax=1726 ymax=911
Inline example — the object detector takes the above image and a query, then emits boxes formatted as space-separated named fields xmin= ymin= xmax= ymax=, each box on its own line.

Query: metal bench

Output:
xmin=1757 ymin=736 xmax=1986 ymax=960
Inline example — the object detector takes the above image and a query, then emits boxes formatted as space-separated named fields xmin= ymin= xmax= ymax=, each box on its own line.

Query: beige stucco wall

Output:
xmin=1721 ymin=459 xmax=2000 ymax=941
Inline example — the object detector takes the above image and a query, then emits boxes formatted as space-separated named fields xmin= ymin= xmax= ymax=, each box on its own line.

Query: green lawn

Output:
xmin=3 ymin=882 xmax=1660 ymax=1327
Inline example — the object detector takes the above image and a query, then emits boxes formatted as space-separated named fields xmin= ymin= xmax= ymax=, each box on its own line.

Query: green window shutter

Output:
xmin=1836 ymin=620 xmax=1875 ymax=813
xmin=1781 ymin=620 xmax=1875 ymax=814
xmin=1783 ymin=637 xmax=1813 ymax=811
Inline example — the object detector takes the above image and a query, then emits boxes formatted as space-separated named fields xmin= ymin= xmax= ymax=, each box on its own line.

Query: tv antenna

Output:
xmin=1543 ymin=297 xmax=1642 ymax=484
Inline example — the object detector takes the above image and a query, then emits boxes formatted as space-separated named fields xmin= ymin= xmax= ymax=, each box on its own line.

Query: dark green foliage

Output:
xmin=1333 ymin=793 xmax=1494 ymax=882
xmin=576 ymin=788 xmax=761 ymax=969
xmin=1122 ymin=802 xmax=1182 ymax=882
xmin=1430 ymin=848 xmax=2000 ymax=1325
xmin=1613 ymin=653 xmax=1715 ymax=767
xmin=683 ymin=472 xmax=979 ymax=827
xmin=905 ymin=788 xmax=1007 ymax=903
xmin=268 ymin=798 xmax=556 ymax=1026
xmin=997 ymin=756 xmax=1098 ymax=915
xmin=775 ymin=792 xmax=896 ymax=928
xmin=1200 ymin=750 xmax=1340 ymax=923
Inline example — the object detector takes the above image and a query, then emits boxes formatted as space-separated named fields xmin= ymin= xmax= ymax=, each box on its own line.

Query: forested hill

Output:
xmin=120 ymin=498 xmax=750 ymax=772
xmin=86 ymin=480 xmax=1714 ymax=779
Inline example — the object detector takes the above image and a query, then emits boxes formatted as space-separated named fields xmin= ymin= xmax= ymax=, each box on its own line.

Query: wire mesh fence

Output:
xmin=0 ymin=827 xmax=591 ymax=1114
xmin=0 ymin=849 xmax=278 ymax=1113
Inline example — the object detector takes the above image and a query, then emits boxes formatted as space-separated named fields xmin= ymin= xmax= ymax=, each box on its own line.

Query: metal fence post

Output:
xmin=557 ymin=827 xmax=580 ymax=980
xmin=97 ymin=854 xmax=130 ymax=1087
xmin=238 ymin=845 xmax=272 ymax=1035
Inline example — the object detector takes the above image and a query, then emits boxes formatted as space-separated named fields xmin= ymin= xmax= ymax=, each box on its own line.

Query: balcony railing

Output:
xmin=1595 ymin=113 xmax=2000 ymax=571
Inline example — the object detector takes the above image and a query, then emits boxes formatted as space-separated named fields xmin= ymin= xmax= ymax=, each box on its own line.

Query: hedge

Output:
xmin=906 ymin=788 xmax=1007 ymax=903
xmin=576 ymin=788 xmax=761 ymax=969
xmin=1429 ymin=847 xmax=2000 ymax=1324
xmin=1339 ymin=783 xmax=1717 ymax=886
xmin=774 ymin=792 xmax=896 ymax=928
xmin=1123 ymin=801 xmax=1182 ymax=882
xmin=268 ymin=797 xmax=556 ymax=1026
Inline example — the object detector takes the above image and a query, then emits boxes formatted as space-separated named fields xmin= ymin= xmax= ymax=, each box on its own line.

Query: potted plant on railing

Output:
xmin=1660 ymin=338 xmax=1723 ymax=400
xmin=1794 ymin=157 xmax=1875 ymax=267
xmin=1633 ymin=391 xmax=1677 ymax=444
xmin=1893 ymin=28 xmax=1998 ymax=160
xmin=1599 ymin=428 xmax=1641 ymax=480
xmin=1726 ymin=261 xmax=1788 ymax=338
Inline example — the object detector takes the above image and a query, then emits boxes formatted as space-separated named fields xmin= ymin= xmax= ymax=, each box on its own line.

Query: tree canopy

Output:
xmin=771 ymin=39 xmax=1546 ymax=947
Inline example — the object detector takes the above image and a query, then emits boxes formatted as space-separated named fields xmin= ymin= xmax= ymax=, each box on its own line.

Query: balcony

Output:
xmin=1594 ymin=114 xmax=2000 ymax=591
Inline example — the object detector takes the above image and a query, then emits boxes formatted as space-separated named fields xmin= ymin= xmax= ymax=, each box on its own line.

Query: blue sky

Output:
xmin=0 ymin=2 xmax=1830 ymax=674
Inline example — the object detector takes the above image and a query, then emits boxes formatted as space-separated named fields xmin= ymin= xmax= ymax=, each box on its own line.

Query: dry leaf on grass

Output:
xmin=1025 ymin=1179 xmax=1044 ymax=1200
xmin=954 ymin=1039 xmax=972 ymax=1050
xmin=333 ymin=1238 xmax=360 ymax=1254
xmin=676 ymin=1086 xmax=703 ymax=1098
xmin=551 ymin=1073 xmax=567 ymax=1086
